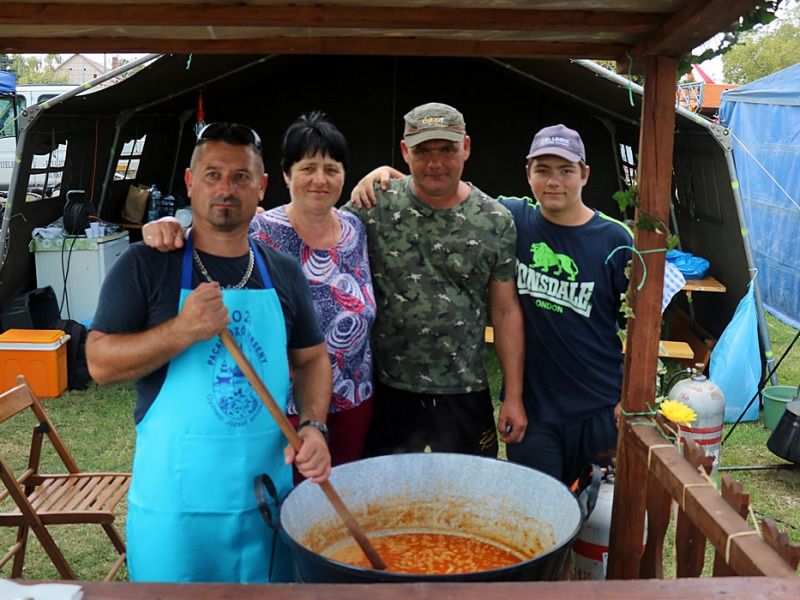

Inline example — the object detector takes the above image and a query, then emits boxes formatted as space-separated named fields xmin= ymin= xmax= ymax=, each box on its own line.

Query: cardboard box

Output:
xmin=0 ymin=329 xmax=69 ymax=397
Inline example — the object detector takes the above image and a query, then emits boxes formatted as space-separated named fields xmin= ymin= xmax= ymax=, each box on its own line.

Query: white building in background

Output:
xmin=55 ymin=54 xmax=106 ymax=85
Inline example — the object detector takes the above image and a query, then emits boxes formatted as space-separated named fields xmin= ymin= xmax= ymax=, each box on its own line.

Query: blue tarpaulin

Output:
xmin=710 ymin=281 xmax=761 ymax=422
xmin=0 ymin=71 xmax=15 ymax=94
xmin=720 ymin=65 xmax=800 ymax=331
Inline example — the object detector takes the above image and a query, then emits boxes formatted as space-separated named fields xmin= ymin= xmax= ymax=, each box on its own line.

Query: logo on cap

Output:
xmin=537 ymin=136 xmax=572 ymax=149
xmin=526 ymin=124 xmax=585 ymax=163
xmin=403 ymin=102 xmax=466 ymax=147
xmin=417 ymin=116 xmax=453 ymax=130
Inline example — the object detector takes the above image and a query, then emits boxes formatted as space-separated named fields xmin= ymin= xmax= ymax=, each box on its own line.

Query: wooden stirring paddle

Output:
xmin=219 ymin=329 xmax=386 ymax=571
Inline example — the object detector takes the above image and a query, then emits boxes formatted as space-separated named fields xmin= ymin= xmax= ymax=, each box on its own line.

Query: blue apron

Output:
xmin=127 ymin=235 xmax=294 ymax=583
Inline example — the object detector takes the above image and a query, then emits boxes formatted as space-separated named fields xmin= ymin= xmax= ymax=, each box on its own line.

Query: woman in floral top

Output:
xmin=249 ymin=112 xmax=376 ymax=477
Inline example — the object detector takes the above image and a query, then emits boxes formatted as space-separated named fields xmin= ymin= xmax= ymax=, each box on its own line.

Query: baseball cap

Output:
xmin=403 ymin=102 xmax=466 ymax=147
xmin=526 ymin=124 xmax=586 ymax=163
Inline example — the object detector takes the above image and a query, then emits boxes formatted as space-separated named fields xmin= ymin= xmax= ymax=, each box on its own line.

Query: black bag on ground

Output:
xmin=0 ymin=286 xmax=60 ymax=332
xmin=63 ymin=190 xmax=97 ymax=235
xmin=50 ymin=318 xmax=91 ymax=390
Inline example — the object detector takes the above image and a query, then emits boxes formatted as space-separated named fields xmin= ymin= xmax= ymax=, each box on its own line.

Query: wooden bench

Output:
xmin=485 ymin=327 xmax=693 ymax=360
xmin=681 ymin=275 xmax=726 ymax=299
xmin=624 ymin=339 xmax=694 ymax=359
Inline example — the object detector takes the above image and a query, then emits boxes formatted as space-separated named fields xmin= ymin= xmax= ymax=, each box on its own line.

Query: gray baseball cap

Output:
xmin=526 ymin=124 xmax=586 ymax=163
xmin=403 ymin=102 xmax=466 ymax=147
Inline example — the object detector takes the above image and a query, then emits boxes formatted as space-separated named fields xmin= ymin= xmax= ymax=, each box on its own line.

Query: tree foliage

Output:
xmin=7 ymin=54 xmax=68 ymax=84
xmin=595 ymin=1 xmax=787 ymax=82
xmin=722 ymin=3 xmax=800 ymax=84
xmin=682 ymin=1 xmax=786 ymax=74
xmin=114 ymin=57 xmax=146 ymax=80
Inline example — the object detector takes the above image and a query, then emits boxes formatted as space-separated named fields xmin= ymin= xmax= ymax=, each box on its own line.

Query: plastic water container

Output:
xmin=160 ymin=194 xmax=176 ymax=218
xmin=147 ymin=184 xmax=161 ymax=222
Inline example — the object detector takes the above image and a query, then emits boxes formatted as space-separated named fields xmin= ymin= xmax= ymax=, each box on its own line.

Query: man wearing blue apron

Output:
xmin=87 ymin=123 xmax=332 ymax=583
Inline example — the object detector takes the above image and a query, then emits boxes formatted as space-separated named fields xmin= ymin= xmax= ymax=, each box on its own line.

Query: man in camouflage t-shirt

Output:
xmin=343 ymin=102 xmax=526 ymax=457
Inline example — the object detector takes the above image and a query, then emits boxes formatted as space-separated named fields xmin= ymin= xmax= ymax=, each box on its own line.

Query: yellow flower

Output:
xmin=658 ymin=399 xmax=697 ymax=427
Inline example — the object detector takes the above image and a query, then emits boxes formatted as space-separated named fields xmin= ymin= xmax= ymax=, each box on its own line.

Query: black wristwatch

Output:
xmin=297 ymin=420 xmax=329 ymax=444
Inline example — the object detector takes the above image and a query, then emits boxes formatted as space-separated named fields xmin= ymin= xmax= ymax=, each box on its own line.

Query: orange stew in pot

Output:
xmin=325 ymin=532 xmax=526 ymax=574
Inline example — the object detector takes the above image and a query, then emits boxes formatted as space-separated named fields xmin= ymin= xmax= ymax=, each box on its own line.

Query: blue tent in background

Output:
xmin=0 ymin=71 xmax=15 ymax=94
xmin=719 ymin=65 xmax=800 ymax=331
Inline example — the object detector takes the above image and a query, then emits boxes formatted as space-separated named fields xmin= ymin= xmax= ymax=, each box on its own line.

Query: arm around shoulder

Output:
xmin=348 ymin=165 xmax=406 ymax=209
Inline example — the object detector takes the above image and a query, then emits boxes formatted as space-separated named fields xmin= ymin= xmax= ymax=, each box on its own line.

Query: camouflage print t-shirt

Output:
xmin=342 ymin=176 xmax=516 ymax=394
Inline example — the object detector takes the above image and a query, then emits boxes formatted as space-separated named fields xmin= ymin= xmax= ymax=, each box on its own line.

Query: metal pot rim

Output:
xmin=277 ymin=453 xmax=586 ymax=581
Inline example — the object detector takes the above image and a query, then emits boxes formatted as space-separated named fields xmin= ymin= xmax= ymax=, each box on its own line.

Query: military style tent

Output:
xmin=720 ymin=63 xmax=800 ymax=330
xmin=0 ymin=55 xmax=763 ymax=356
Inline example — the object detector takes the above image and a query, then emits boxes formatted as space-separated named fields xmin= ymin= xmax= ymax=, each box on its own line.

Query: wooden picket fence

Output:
xmin=617 ymin=414 xmax=799 ymax=579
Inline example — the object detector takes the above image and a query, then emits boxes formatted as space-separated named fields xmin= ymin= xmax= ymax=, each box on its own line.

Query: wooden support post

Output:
xmin=607 ymin=54 xmax=678 ymax=580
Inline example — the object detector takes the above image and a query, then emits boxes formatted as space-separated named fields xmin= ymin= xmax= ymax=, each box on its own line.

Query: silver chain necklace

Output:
xmin=193 ymin=246 xmax=255 ymax=290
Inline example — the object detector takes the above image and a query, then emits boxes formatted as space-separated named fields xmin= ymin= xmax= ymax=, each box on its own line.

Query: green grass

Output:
xmin=2 ymin=313 xmax=798 ymax=581
xmin=766 ymin=311 xmax=800 ymax=386
xmin=719 ymin=312 xmax=800 ymax=547
xmin=0 ymin=382 xmax=135 ymax=581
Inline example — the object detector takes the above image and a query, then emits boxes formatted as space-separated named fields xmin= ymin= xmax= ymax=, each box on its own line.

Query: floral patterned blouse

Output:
xmin=249 ymin=205 xmax=376 ymax=414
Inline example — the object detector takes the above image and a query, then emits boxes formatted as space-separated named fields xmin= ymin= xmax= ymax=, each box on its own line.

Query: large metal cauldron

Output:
xmin=277 ymin=453 xmax=593 ymax=582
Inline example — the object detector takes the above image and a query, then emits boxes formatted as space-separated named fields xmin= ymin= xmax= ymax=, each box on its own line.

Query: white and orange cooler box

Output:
xmin=0 ymin=329 xmax=69 ymax=397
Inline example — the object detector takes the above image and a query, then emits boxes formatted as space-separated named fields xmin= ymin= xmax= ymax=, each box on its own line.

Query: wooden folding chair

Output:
xmin=0 ymin=375 xmax=131 ymax=581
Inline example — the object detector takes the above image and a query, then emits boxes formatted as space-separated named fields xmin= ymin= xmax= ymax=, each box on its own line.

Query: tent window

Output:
xmin=673 ymin=150 xmax=724 ymax=225
xmin=27 ymin=135 xmax=67 ymax=200
xmin=619 ymin=143 xmax=637 ymax=187
xmin=116 ymin=135 xmax=145 ymax=180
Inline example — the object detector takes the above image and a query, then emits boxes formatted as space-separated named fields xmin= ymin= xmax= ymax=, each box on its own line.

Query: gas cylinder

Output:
xmin=667 ymin=363 xmax=725 ymax=474
xmin=570 ymin=475 xmax=647 ymax=580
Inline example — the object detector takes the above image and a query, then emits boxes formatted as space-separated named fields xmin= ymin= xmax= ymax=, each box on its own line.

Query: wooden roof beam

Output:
xmin=0 ymin=4 xmax=662 ymax=34
xmin=622 ymin=0 xmax=762 ymax=65
xmin=0 ymin=36 xmax=630 ymax=59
